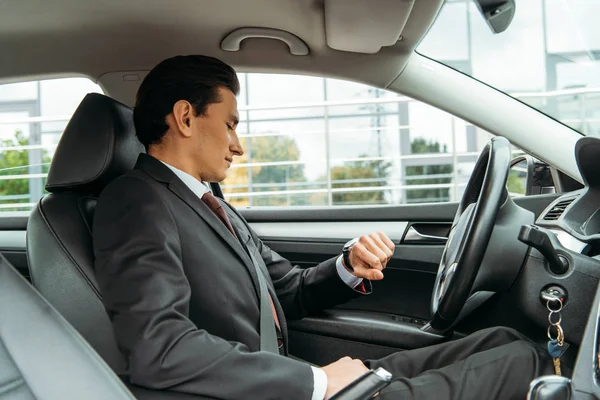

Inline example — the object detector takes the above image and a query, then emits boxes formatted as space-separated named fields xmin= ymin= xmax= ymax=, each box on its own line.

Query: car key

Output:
xmin=329 ymin=368 xmax=393 ymax=400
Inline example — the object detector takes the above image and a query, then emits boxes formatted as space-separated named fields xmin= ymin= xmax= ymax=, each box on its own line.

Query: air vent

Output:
xmin=543 ymin=198 xmax=575 ymax=221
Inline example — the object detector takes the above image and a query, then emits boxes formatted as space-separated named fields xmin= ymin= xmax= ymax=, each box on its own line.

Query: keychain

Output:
xmin=546 ymin=297 xmax=569 ymax=375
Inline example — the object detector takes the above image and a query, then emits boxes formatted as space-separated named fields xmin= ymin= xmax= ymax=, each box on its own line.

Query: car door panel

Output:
xmin=287 ymin=309 xmax=461 ymax=366
xmin=241 ymin=194 xmax=561 ymax=363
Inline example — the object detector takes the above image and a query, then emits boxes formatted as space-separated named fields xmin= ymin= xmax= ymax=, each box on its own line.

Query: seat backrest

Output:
xmin=0 ymin=252 xmax=135 ymax=400
xmin=26 ymin=93 xmax=144 ymax=374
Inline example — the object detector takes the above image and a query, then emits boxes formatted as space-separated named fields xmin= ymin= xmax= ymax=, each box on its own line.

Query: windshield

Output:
xmin=419 ymin=0 xmax=600 ymax=136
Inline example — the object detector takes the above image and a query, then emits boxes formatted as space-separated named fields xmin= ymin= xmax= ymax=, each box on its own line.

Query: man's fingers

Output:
xmin=359 ymin=236 xmax=389 ymax=266
xmin=352 ymin=242 xmax=383 ymax=270
xmin=351 ymin=257 xmax=384 ymax=280
xmin=370 ymin=234 xmax=394 ymax=262
xmin=346 ymin=232 xmax=396 ymax=280
xmin=375 ymin=231 xmax=396 ymax=253
xmin=368 ymin=268 xmax=384 ymax=280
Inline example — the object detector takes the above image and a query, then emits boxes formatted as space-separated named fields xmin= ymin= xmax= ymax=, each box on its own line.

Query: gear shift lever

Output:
xmin=526 ymin=375 xmax=572 ymax=400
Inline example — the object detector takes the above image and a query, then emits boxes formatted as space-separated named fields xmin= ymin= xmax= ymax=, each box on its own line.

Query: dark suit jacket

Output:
xmin=93 ymin=154 xmax=370 ymax=400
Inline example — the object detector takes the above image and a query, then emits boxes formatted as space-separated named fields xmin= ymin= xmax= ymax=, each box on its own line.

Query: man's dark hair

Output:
xmin=133 ymin=55 xmax=240 ymax=149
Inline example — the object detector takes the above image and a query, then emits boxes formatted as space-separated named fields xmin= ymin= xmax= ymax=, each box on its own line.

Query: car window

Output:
xmin=223 ymin=73 xmax=523 ymax=207
xmin=419 ymin=0 xmax=600 ymax=137
xmin=0 ymin=75 xmax=524 ymax=212
xmin=0 ymin=77 xmax=103 ymax=213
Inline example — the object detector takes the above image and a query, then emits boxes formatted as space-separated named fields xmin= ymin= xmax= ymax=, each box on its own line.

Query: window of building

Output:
xmin=222 ymin=73 xmax=520 ymax=208
xmin=0 ymin=77 xmax=103 ymax=212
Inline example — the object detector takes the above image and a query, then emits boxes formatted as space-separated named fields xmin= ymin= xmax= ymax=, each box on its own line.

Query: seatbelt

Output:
xmin=216 ymin=195 xmax=279 ymax=354
xmin=243 ymin=235 xmax=280 ymax=354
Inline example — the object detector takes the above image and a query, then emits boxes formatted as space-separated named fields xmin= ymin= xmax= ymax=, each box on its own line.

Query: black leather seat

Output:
xmin=26 ymin=93 xmax=144 ymax=374
xmin=0 ymin=252 xmax=135 ymax=399
xmin=25 ymin=93 xmax=223 ymax=400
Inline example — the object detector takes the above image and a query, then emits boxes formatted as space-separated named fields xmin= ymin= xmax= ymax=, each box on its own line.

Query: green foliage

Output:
xmin=223 ymin=135 xmax=308 ymax=206
xmin=507 ymin=171 xmax=526 ymax=195
xmin=405 ymin=138 xmax=453 ymax=203
xmin=250 ymin=136 xmax=305 ymax=185
xmin=330 ymin=156 xmax=391 ymax=205
xmin=251 ymin=136 xmax=308 ymax=206
xmin=0 ymin=131 xmax=51 ymax=208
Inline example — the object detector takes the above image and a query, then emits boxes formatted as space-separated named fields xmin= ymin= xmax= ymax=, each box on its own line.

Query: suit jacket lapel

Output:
xmin=134 ymin=154 xmax=261 ymax=297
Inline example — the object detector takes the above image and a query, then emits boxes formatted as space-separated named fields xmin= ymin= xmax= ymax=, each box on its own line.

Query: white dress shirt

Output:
xmin=161 ymin=161 xmax=363 ymax=400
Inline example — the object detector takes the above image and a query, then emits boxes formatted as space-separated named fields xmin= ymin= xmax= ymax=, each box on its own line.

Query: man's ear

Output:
xmin=170 ymin=100 xmax=194 ymax=138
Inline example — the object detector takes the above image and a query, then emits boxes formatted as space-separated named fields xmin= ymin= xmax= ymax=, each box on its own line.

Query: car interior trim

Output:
xmin=0 ymin=231 xmax=26 ymax=250
xmin=250 ymin=221 xmax=409 ymax=243
xmin=221 ymin=27 xmax=310 ymax=56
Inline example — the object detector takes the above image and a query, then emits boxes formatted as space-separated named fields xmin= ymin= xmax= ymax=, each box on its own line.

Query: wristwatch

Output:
xmin=342 ymin=238 xmax=359 ymax=271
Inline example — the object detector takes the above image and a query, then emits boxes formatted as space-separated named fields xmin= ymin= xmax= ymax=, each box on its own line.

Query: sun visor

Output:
xmin=324 ymin=0 xmax=415 ymax=54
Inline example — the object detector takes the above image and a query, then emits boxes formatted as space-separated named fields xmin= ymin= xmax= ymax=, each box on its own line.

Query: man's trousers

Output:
xmin=366 ymin=327 xmax=555 ymax=400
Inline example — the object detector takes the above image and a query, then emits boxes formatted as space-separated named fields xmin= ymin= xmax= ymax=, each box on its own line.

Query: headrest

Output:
xmin=45 ymin=93 xmax=144 ymax=195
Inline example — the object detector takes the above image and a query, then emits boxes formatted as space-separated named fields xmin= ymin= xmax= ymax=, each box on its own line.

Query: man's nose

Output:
xmin=230 ymin=132 xmax=244 ymax=157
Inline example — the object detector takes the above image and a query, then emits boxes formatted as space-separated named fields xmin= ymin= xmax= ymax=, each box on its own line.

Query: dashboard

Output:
xmin=537 ymin=190 xmax=600 ymax=256
xmin=537 ymin=138 xmax=600 ymax=254
xmin=528 ymin=137 xmax=600 ymax=398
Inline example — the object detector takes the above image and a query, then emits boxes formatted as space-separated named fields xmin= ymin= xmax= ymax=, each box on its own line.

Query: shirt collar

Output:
xmin=160 ymin=161 xmax=211 ymax=199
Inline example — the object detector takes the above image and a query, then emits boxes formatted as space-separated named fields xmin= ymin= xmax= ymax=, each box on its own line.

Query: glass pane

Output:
xmin=0 ymin=78 xmax=103 ymax=212
xmin=329 ymin=115 xmax=400 ymax=160
xmin=419 ymin=0 xmax=600 ymax=135
xmin=417 ymin=1 xmax=469 ymax=61
xmin=408 ymin=102 xmax=454 ymax=153
xmin=0 ymin=82 xmax=37 ymax=102
xmin=222 ymin=129 xmax=328 ymax=207
xmin=229 ymin=72 xmax=513 ymax=207
xmin=508 ymin=160 xmax=528 ymax=196
xmin=330 ymin=158 xmax=392 ymax=206
xmin=246 ymin=74 xmax=325 ymax=120
xmin=326 ymin=78 xmax=399 ymax=116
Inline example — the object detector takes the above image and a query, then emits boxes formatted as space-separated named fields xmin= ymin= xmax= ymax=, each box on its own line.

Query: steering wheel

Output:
xmin=426 ymin=136 xmax=512 ymax=333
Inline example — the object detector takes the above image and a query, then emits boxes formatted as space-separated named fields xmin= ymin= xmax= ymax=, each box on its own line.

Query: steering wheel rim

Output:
xmin=427 ymin=136 xmax=512 ymax=333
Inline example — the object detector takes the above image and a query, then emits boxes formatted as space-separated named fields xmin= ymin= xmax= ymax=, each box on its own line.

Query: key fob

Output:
xmin=329 ymin=368 xmax=393 ymax=400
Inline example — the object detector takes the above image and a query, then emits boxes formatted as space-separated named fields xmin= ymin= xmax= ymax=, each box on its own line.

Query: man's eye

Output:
xmin=226 ymin=124 xmax=233 ymax=131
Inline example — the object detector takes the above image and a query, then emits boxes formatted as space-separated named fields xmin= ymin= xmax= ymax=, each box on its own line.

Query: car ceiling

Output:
xmin=1 ymin=0 xmax=444 ymax=104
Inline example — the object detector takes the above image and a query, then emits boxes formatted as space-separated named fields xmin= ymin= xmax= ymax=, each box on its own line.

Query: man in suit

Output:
xmin=93 ymin=55 xmax=553 ymax=400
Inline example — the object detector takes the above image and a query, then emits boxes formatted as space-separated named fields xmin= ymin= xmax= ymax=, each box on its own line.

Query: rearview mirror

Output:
xmin=474 ymin=0 xmax=516 ymax=34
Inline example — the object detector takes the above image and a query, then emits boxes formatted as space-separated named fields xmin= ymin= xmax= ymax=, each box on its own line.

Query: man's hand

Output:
xmin=322 ymin=356 xmax=369 ymax=399
xmin=345 ymin=232 xmax=395 ymax=281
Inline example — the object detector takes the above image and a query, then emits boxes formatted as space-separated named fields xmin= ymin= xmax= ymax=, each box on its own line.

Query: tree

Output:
xmin=506 ymin=171 xmax=526 ymax=195
xmin=313 ymin=155 xmax=391 ymax=206
xmin=222 ymin=135 xmax=307 ymax=206
xmin=330 ymin=157 xmax=391 ymax=205
xmin=0 ymin=130 xmax=52 ymax=210
xmin=405 ymin=138 xmax=453 ymax=203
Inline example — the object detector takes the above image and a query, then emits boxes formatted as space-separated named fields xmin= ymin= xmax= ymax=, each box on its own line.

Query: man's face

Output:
xmin=189 ymin=88 xmax=243 ymax=182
